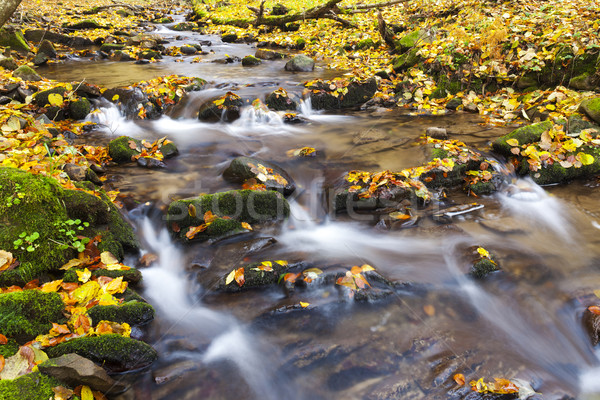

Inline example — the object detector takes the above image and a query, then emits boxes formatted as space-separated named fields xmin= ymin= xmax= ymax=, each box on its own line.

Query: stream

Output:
xmin=41 ymin=11 xmax=600 ymax=400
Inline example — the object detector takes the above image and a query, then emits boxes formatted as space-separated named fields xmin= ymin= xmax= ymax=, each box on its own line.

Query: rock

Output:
xmin=516 ymin=75 xmax=538 ymax=89
xmin=285 ymin=55 xmax=315 ymax=72
xmin=166 ymin=190 xmax=290 ymax=242
xmin=218 ymin=260 xmax=291 ymax=292
xmin=255 ymin=49 xmax=285 ymax=60
xmin=568 ymin=113 xmax=600 ymax=136
xmin=65 ymin=19 xmax=102 ymax=30
xmin=24 ymin=29 xmax=93 ymax=47
xmin=198 ymin=92 xmax=243 ymax=123
xmin=172 ymin=22 xmax=198 ymax=31
xmin=34 ymin=86 xmax=68 ymax=107
xmin=492 ymin=120 xmax=553 ymax=156
xmin=265 ymin=88 xmax=298 ymax=111
xmin=0 ymin=55 xmax=18 ymax=70
xmin=309 ymin=78 xmax=377 ymax=110
xmin=38 ymin=353 xmax=128 ymax=394
xmin=0 ymin=167 xmax=138 ymax=286
xmin=137 ymin=49 xmax=162 ymax=60
xmin=63 ymin=267 xmax=142 ymax=284
xmin=0 ymin=96 xmax=11 ymax=105
xmin=464 ymin=102 xmax=479 ymax=113
xmin=579 ymin=98 xmax=600 ymax=125
xmin=108 ymin=136 xmax=141 ymax=162
xmin=136 ymin=156 xmax=166 ymax=168
xmin=180 ymin=45 xmax=197 ymax=55
xmin=38 ymin=39 xmax=57 ymax=58
xmin=583 ymin=307 xmax=600 ymax=346
xmin=570 ymin=72 xmax=598 ymax=91
xmin=0 ymin=290 xmax=65 ymax=344
xmin=110 ymin=50 xmax=134 ymax=61
xmin=396 ymin=30 xmax=426 ymax=51
xmin=69 ymin=97 xmax=91 ymax=120
xmin=99 ymin=43 xmax=125 ymax=53
xmin=221 ymin=33 xmax=238 ymax=43
xmin=223 ymin=156 xmax=296 ymax=195
xmin=12 ymin=65 xmax=41 ymax=81
xmin=153 ymin=360 xmax=199 ymax=385
xmin=126 ymin=33 xmax=162 ymax=48
xmin=271 ymin=3 xmax=289 ymax=15
xmin=445 ymin=97 xmax=462 ymax=110
xmin=425 ymin=127 xmax=448 ymax=139
xmin=87 ymin=300 xmax=154 ymax=326
xmin=391 ymin=48 xmax=420 ymax=72
xmin=45 ymin=334 xmax=157 ymax=373
xmin=241 ymin=55 xmax=261 ymax=66
xmin=353 ymin=129 xmax=389 ymax=145
xmin=0 ymin=29 xmax=30 ymax=53
xmin=63 ymin=163 xmax=97 ymax=183
xmin=32 ymin=52 xmax=49 ymax=66
xmin=102 ymin=87 xmax=158 ymax=120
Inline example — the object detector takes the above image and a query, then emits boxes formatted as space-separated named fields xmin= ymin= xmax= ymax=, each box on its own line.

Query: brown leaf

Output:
xmin=138 ymin=253 xmax=158 ymax=267
xmin=588 ymin=305 xmax=600 ymax=315
xmin=423 ymin=304 xmax=436 ymax=316
xmin=53 ymin=386 xmax=74 ymax=400
xmin=128 ymin=140 xmax=138 ymax=150
xmin=188 ymin=204 xmax=197 ymax=218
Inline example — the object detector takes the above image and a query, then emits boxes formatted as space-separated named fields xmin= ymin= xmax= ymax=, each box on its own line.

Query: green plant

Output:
xmin=2 ymin=183 xmax=24 ymax=208
xmin=54 ymin=219 xmax=91 ymax=252
xmin=13 ymin=231 xmax=40 ymax=252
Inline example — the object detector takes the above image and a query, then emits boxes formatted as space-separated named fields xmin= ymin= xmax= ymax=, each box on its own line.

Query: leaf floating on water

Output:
xmin=423 ymin=304 xmax=436 ymax=316
xmin=453 ymin=373 xmax=465 ymax=386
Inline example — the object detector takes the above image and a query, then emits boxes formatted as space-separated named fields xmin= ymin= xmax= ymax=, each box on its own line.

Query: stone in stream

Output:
xmin=12 ymin=65 xmax=41 ymax=81
xmin=579 ymin=97 xmax=600 ymax=125
xmin=45 ymin=334 xmax=157 ymax=373
xmin=223 ymin=156 xmax=296 ymax=196
xmin=265 ymin=88 xmax=298 ymax=111
xmin=197 ymin=92 xmax=243 ymax=123
xmin=0 ymin=167 xmax=139 ymax=286
xmin=309 ymin=78 xmax=377 ymax=110
xmin=0 ymin=28 xmax=31 ymax=53
xmin=217 ymin=260 xmax=292 ymax=292
xmin=492 ymin=120 xmax=553 ymax=156
xmin=255 ymin=48 xmax=286 ymax=60
xmin=583 ymin=307 xmax=600 ymax=347
xmin=425 ymin=127 xmax=448 ymax=140
xmin=166 ymin=190 xmax=290 ymax=243
xmin=180 ymin=45 xmax=198 ymax=55
xmin=241 ymin=55 xmax=261 ymax=66
xmin=284 ymin=54 xmax=315 ymax=72
xmin=24 ymin=29 xmax=93 ymax=48
xmin=38 ymin=353 xmax=128 ymax=394
xmin=107 ymin=136 xmax=178 ymax=164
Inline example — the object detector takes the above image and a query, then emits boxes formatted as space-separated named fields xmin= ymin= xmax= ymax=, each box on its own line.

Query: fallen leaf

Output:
xmin=81 ymin=385 xmax=94 ymax=400
xmin=423 ymin=304 xmax=436 ymax=316
xmin=454 ymin=373 xmax=465 ymax=385
xmin=100 ymin=251 xmax=118 ymax=265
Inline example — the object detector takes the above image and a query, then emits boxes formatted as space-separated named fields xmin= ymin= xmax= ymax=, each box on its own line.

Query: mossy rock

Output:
xmin=491 ymin=121 xmax=553 ymax=156
xmin=284 ymin=55 xmax=315 ymax=72
xmin=172 ymin=22 xmax=198 ymax=31
xmin=568 ymin=113 xmax=600 ymax=136
xmin=569 ymin=72 xmax=598 ymax=91
xmin=391 ymin=48 xmax=421 ymax=73
xmin=0 ymin=372 xmax=62 ymax=400
xmin=223 ymin=156 xmax=296 ymax=195
xmin=0 ymin=338 xmax=19 ymax=357
xmin=221 ymin=33 xmax=238 ymax=43
xmin=218 ymin=261 xmax=291 ymax=292
xmin=0 ymin=290 xmax=65 ymax=343
xmin=12 ymin=65 xmax=41 ymax=81
xmin=63 ymin=267 xmax=142 ymax=284
xmin=108 ymin=136 xmax=141 ymax=163
xmin=68 ymin=98 xmax=91 ymax=120
xmin=88 ymin=300 xmax=154 ymax=326
xmin=0 ymin=56 xmax=18 ymax=70
xmin=309 ymin=78 xmax=377 ymax=110
xmin=137 ymin=50 xmax=162 ymax=60
xmin=34 ymin=87 xmax=68 ymax=108
xmin=45 ymin=334 xmax=157 ymax=373
xmin=396 ymin=30 xmax=425 ymax=51
xmin=241 ymin=55 xmax=261 ymax=67
xmin=0 ymin=167 xmax=138 ymax=286
xmin=0 ymin=29 xmax=31 ymax=53
xmin=471 ymin=258 xmax=499 ymax=279
xmin=579 ymin=98 xmax=600 ymax=125
xmin=357 ymin=38 xmax=376 ymax=50
xmin=99 ymin=43 xmax=125 ymax=53
xmin=167 ymin=190 xmax=289 ymax=242
xmin=528 ymin=148 xmax=600 ymax=185
xmin=265 ymin=89 xmax=298 ymax=111
xmin=198 ymin=95 xmax=243 ymax=123
xmin=65 ymin=20 xmax=102 ymax=30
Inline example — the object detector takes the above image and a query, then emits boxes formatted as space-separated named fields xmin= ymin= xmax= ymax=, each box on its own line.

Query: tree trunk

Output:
xmin=0 ymin=0 xmax=22 ymax=28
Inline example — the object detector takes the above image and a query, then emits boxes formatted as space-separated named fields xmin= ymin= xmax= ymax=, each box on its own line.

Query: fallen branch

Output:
xmin=342 ymin=0 xmax=410 ymax=14
xmin=377 ymin=11 xmax=396 ymax=50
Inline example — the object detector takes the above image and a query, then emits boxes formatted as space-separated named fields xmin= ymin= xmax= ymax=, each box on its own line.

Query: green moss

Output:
xmin=468 ymin=180 xmax=497 ymax=196
xmin=579 ymin=97 xmax=600 ymax=125
xmin=34 ymin=87 xmax=67 ymax=107
xmin=392 ymin=48 xmax=420 ymax=72
xmin=431 ymin=75 xmax=461 ymax=99
xmin=396 ymin=30 xmax=424 ymax=51
xmin=0 ymin=372 xmax=62 ymax=400
xmin=63 ymin=267 xmax=142 ymax=284
xmin=69 ymin=98 xmax=91 ymax=120
xmin=108 ymin=136 xmax=141 ymax=163
xmin=357 ymin=38 xmax=376 ymax=50
xmin=0 ymin=29 xmax=31 ymax=53
xmin=0 ymin=290 xmax=65 ymax=343
xmin=45 ymin=334 xmax=157 ymax=372
xmin=0 ymin=338 xmax=19 ymax=357
xmin=219 ymin=261 xmax=290 ymax=292
xmin=568 ymin=113 xmax=600 ymax=136
xmin=12 ymin=65 xmax=41 ymax=81
xmin=492 ymin=120 xmax=553 ymax=156
xmin=88 ymin=300 xmax=154 ymax=326
xmin=471 ymin=258 xmax=499 ymax=279
xmin=241 ymin=55 xmax=261 ymax=66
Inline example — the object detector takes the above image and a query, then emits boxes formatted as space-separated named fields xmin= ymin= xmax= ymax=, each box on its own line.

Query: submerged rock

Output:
xmin=167 ymin=190 xmax=290 ymax=242
xmin=45 ymin=334 xmax=157 ymax=373
xmin=38 ymin=353 xmax=128 ymax=394
xmin=223 ymin=156 xmax=296 ymax=195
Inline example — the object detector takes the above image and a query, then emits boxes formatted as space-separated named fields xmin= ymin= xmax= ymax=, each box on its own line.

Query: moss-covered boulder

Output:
xmin=0 ymin=338 xmax=19 ymax=358
xmin=99 ymin=43 xmax=125 ymax=53
xmin=0 ymin=29 xmax=31 ymax=53
xmin=0 ymin=167 xmax=138 ymax=286
xmin=0 ymin=372 xmax=62 ymax=400
xmin=579 ymin=98 xmax=600 ymax=125
xmin=526 ymin=149 xmax=600 ymax=185
xmin=0 ymin=290 xmax=65 ymax=343
xmin=392 ymin=48 xmax=421 ymax=72
xmin=218 ymin=261 xmax=291 ymax=292
xmin=0 ymin=55 xmax=18 ymax=70
xmin=395 ymin=30 xmax=426 ymax=52
xmin=309 ymin=78 xmax=377 ymax=110
xmin=37 ymin=40 xmax=57 ymax=59
xmin=569 ymin=72 xmax=598 ymax=91
xmin=64 ymin=20 xmax=102 ymax=30
xmin=198 ymin=92 xmax=243 ymax=123
xmin=221 ymin=33 xmax=238 ymax=43
xmin=45 ymin=334 xmax=157 ymax=373
xmin=285 ymin=55 xmax=315 ymax=72
xmin=88 ymin=300 xmax=154 ymax=326
xmin=241 ymin=55 xmax=261 ymax=66
xmin=223 ymin=156 xmax=296 ymax=195
xmin=167 ymin=190 xmax=289 ymax=242
xmin=63 ymin=267 xmax=142 ymax=284
xmin=108 ymin=136 xmax=142 ymax=163
xmin=265 ymin=88 xmax=298 ymax=111
xmin=568 ymin=113 xmax=600 ymax=136
xmin=12 ymin=65 xmax=41 ymax=81
xmin=173 ymin=22 xmax=199 ymax=31
xmin=33 ymin=87 xmax=67 ymax=108
xmin=492 ymin=121 xmax=553 ymax=156
xmin=69 ymin=97 xmax=91 ymax=120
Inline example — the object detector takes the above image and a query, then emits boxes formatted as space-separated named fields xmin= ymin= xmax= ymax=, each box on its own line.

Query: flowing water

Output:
xmin=41 ymin=12 xmax=600 ymax=400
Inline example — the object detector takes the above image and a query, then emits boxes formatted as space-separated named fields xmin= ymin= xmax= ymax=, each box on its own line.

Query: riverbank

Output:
xmin=0 ymin=0 xmax=600 ymax=399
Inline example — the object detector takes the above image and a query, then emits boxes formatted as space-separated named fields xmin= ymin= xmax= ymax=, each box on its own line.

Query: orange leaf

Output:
xmin=588 ymin=305 xmax=600 ymax=315
xmin=0 ymin=334 xmax=7 ymax=345
xmin=50 ymin=323 xmax=70 ymax=335
xmin=185 ymin=224 xmax=208 ymax=240
xmin=0 ymin=355 xmax=4 ymax=374
xmin=454 ymin=373 xmax=465 ymax=386
xmin=128 ymin=140 xmax=138 ymax=150
xmin=234 ymin=267 xmax=245 ymax=287
xmin=24 ymin=279 xmax=39 ymax=289
xmin=204 ymin=210 xmax=217 ymax=224
xmin=423 ymin=304 xmax=435 ymax=316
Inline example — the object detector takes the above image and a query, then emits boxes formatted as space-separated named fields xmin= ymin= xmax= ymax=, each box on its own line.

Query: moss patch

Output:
xmin=88 ymin=300 xmax=154 ymax=326
xmin=0 ymin=372 xmax=62 ymax=400
xmin=0 ymin=29 xmax=31 ymax=53
xmin=218 ymin=261 xmax=290 ymax=292
xmin=0 ymin=290 xmax=65 ymax=344
xmin=492 ymin=121 xmax=553 ymax=156
xmin=108 ymin=136 xmax=141 ymax=163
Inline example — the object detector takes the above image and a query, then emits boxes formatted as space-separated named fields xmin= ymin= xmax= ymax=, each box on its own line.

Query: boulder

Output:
xmin=24 ymin=29 xmax=93 ymax=47
xmin=38 ymin=353 xmax=128 ymax=394
xmin=285 ymin=55 xmax=315 ymax=72
xmin=99 ymin=43 xmax=125 ymax=53
xmin=241 ymin=55 xmax=261 ymax=66
xmin=0 ymin=29 xmax=30 ymax=53
xmin=37 ymin=39 xmax=57 ymax=59
xmin=218 ymin=260 xmax=291 ymax=292
xmin=198 ymin=92 xmax=243 ymax=123
xmin=32 ymin=52 xmax=49 ymax=66
xmin=255 ymin=49 xmax=285 ymax=60
xmin=223 ymin=156 xmax=296 ymax=195
xmin=309 ymin=78 xmax=377 ymax=110
xmin=0 ymin=55 xmax=18 ymax=70
xmin=271 ymin=3 xmax=289 ymax=15
xmin=221 ymin=33 xmax=238 ymax=43
xmin=45 ymin=334 xmax=157 ymax=373
xmin=425 ymin=127 xmax=448 ymax=140
xmin=108 ymin=135 xmax=178 ymax=164
xmin=0 ymin=372 xmax=61 ymax=400
xmin=0 ymin=167 xmax=138 ymax=286
xmin=87 ymin=300 xmax=154 ymax=326
xmin=180 ymin=45 xmax=197 ymax=55
xmin=172 ymin=22 xmax=198 ymax=31
xmin=12 ymin=65 xmax=41 ymax=81
xmin=64 ymin=20 xmax=102 ymax=30
xmin=265 ymin=88 xmax=298 ymax=111
xmin=34 ymin=87 xmax=67 ymax=107
xmin=69 ymin=97 xmax=91 ymax=120
xmin=492 ymin=120 xmax=553 ymax=156
xmin=167 ymin=190 xmax=290 ymax=242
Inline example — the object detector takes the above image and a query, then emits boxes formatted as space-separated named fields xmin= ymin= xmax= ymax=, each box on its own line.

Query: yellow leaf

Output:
xmin=71 ymin=281 xmax=100 ymax=306
xmin=0 ymin=250 xmax=13 ymax=271
xmin=241 ymin=222 xmax=253 ymax=230
xmin=40 ymin=279 xmax=63 ymax=293
xmin=81 ymin=385 xmax=93 ymax=400
xmin=261 ymin=261 xmax=272 ymax=268
xmin=76 ymin=268 xmax=92 ymax=283
xmin=299 ymin=302 xmax=310 ymax=308
xmin=48 ymin=93 xmax=64 ymax=107
xmin=214 ymin=98 xmax=225 ymax=106
xmin=360 ymin=264 xmax=375 ymax=272
xmin=102 ymin=276 xmax=127 ymax=295
xmin=98 ymin=292 xmax=119 ymax=306
xmin=225 ymin=270 xmax=235 ymax=285
xmin=506 ymin=138 xmax=519 ymax=147
xmin=275 ymin=260 xmax=288 ymax=266
xmin=577 ymin=152 xmax=594 ymax=166
xmin=477 ymin=247 xmax=490 ymax=258
xmin=100 ymin=251 xmax=118 ymax=265
xmin=112 ymin=94 xmax=120 ymax=101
